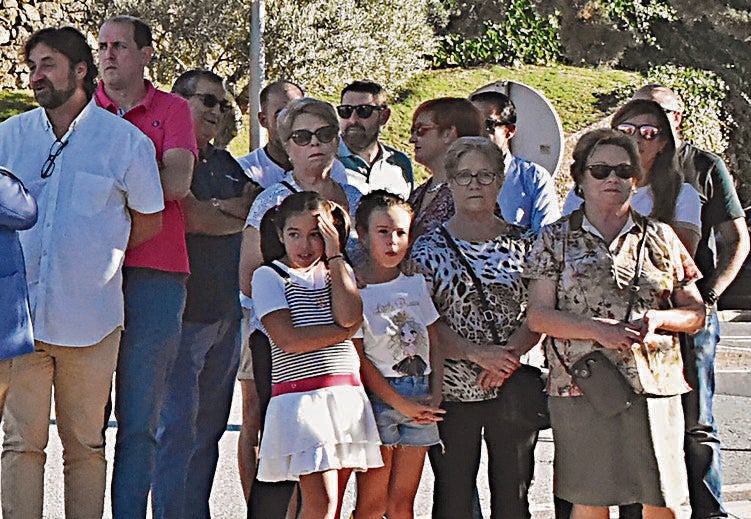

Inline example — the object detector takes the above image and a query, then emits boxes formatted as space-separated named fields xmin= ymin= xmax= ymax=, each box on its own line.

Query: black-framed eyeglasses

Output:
xmin=451 ymin=169 xmax=498 ymax=186
xmin=484 ymin=118 xmax=508 ymax=134
xmin=41 ymin=139 xmax=69 ymax=178
xmin=289 ymin=125 xmax=338 ymax=146
xmin=189 ymin=93 xmax=231 ymax=113
xmin=615 ymin=123 xmax=662 ymax=141
xmin=336 ymin=104 xmax=385 ymax=119
xmin=586 ymin=164 xmax=636 ymax=180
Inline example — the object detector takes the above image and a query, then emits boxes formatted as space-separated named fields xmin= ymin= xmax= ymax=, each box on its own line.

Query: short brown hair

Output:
xmin=412 ymin=97 xmax=484 ymax=137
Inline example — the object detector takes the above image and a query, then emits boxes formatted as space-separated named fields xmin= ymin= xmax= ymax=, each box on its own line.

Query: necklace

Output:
xmin=426 ymin=179 xmax=446 ymax=193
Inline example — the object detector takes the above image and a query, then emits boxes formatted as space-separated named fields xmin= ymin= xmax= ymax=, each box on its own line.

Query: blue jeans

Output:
xmin=682 ymin=310 xmax=726 ymax=518
xmin=111 ymin=268 xmax=186 ymax=519
xmin=152 ymin=318 xmax=241 ymax=518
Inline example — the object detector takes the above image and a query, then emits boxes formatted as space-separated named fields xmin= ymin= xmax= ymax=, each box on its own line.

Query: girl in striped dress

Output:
xmin=251 ymin=191 xmax=382 ymax=518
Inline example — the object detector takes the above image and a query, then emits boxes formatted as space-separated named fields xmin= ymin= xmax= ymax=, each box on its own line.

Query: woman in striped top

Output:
xmin=251 ymin=192 xmax=382 ymax=519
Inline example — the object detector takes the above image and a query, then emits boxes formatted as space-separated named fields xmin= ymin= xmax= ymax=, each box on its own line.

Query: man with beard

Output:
xmin=337 ymin=80 xmax=413 ymax=199
xmin=0 ymin=26 xmax=163 ymax=517
xmin=94 ymin=15 xmax=198 ymax=518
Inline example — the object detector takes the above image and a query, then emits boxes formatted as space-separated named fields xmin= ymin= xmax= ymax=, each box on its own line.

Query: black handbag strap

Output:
xmin=438 ymin=225 xmax=502 ymax=345
xmin=549 ymin=213 xmax=650 ymax=374
xmin=280 ymin=180 xmax=300 ymax=193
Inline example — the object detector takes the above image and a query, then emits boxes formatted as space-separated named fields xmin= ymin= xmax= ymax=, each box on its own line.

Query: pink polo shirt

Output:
xmin=95 ymin=80 xmax=197 ymax=273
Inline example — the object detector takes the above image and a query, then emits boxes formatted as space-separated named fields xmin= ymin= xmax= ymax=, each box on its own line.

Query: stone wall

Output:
xmin=0 ymin=0 xmax=92 ymax=88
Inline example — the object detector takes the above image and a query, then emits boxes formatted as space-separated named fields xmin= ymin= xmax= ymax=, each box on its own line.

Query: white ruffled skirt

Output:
xmin=257 ymin=384 xmax=384 ymax=481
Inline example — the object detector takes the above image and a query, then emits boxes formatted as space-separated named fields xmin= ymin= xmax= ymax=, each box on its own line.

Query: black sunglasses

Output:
xmin=289 ymin=125 xmax=338 ymax=146
xmin=484 ymin=118 xmax=508 ymax=134
xmin=615 ymin=123 xmax=662 ymax=141
xmin=189 ymin=93 xmax=231 ymax=113
xmin=336 ymin=104 xmax=385 ymax=119
xmin=41 ymin=138 xmax=69 ymax=178
xmin=586 ymin=164 xmax=636 ymax=180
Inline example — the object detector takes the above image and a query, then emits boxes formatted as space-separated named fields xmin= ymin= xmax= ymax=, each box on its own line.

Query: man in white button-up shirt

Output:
xmin=0 ymin=27 xmax=163 ymax=518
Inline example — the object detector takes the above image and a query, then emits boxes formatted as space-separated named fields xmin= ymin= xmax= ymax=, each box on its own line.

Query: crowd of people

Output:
xmin=0 ymin=15 xmax=748 ymax=519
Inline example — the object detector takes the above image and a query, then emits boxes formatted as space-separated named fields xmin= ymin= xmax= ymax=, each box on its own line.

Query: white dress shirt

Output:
xmin=0 ymin=100 xmax=164 ymax=346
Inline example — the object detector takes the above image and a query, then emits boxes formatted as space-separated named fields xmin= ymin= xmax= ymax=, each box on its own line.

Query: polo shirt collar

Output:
xmin=339 ymin=139 xmax=386 ymax=163
xmin=95 ymin=79 xmax=156 ymax=114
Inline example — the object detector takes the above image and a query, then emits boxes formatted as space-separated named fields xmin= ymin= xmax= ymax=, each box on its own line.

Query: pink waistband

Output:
xmin=271 ymin=373 xmax=361 ymax=397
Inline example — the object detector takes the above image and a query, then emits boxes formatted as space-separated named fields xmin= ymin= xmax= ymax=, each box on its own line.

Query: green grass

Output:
xmin=0 ymin=90 xmax=36 ymax=121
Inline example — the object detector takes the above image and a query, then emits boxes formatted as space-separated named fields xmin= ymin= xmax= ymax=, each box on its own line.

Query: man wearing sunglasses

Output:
xmin=150 ymin=69 xmax=259 ymax=518
xmin=0 ymin=26 xmax=163 ymax=517
xmin=336 ymin=80 xmax=414 ymax=199
xmin=469 ymin=90 xmax=560 ymax=232
xmin=95 ymin=15 xmax=200 ymax=518
xmin=632 ymin=85 xmax=750 ymax=519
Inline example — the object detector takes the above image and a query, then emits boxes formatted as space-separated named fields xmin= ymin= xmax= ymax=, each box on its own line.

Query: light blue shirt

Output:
xmin=498 ymin=155 xmax=561 ymax=232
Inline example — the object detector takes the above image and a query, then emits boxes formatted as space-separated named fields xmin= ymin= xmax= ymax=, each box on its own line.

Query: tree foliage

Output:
xmin=264 ymin=0 xmax=435 ymax=97
xmin=89 ymin=0 xmax=435 ymax=103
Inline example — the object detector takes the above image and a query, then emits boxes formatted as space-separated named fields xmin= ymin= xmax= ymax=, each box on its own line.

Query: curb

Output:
xmin=718 ymin=310 xmax=751 ymax=322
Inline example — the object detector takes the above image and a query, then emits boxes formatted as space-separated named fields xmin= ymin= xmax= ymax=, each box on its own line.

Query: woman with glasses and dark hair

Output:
xmin=237 ymin=97 xmax=362 ymax=518
xmin=563 ymin=99 xmax=701 ymax=256
xmin=411 ymin=136 xmax=542 ymax=518
xmin=407 ymin=97 xmax=484 ymax=239
xmin=525 ymin=128 xmax=705 ymax=519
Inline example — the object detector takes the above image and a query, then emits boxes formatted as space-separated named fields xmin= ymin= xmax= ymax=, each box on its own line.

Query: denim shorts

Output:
xmin=368 ymin=375 xmax=441 ymax=447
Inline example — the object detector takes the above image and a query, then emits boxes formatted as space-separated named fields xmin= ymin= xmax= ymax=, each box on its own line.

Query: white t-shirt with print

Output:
xmin=360 ymin=273 xmax=440 ymax=378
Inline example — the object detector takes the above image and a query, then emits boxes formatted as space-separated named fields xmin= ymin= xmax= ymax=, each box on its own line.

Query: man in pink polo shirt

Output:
xmin=95 ymin=15 xmax=198 ymax=518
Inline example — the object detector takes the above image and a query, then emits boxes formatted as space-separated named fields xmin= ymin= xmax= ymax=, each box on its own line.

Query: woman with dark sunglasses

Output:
xmin=563 ymin=99 xmax=701 ymax=256
xmin=238 ymin=97 xmax=362 ymax=518
xmin=407 ymin=98 xmax=484 ymax=239
xmin=526 ymin=128 xmax=705 ymax=519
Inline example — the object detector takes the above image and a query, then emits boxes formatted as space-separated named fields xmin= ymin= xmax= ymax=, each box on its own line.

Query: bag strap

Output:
xmin=410 ymin=177 xmax=433 ymax=219
xmin=549 ymin=213 xmax=650 ymax=374
xmin=265 ymin=261 xmax=291 ymax=281
xmin=280 ymin=180 xmax=299 ymax=193
xmin=623 ymin=218 xmax=650 ymax=322
xmin=438 ymin=225 xmax=501 ymax=345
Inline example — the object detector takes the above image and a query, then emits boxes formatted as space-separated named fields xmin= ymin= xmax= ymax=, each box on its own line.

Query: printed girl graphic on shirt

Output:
xmin=389 ymin=312 xmax=428 ymax=376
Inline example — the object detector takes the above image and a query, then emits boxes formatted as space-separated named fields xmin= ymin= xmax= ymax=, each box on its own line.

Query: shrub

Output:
xmin=265 ymin=0 xmax=436 ymax=97
xmin=644 ymin=65 xmax=729 ymax=154
xmin=432 ymin=0 xmax=561 ymax=68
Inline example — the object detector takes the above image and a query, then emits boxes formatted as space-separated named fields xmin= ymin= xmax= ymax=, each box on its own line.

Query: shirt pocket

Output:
xmin=70 ymin=171 xmax=115 ymax=217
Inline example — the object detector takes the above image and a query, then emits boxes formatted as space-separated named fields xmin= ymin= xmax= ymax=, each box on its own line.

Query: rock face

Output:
xmin=0 ymin=0 xmax=93 ymax=89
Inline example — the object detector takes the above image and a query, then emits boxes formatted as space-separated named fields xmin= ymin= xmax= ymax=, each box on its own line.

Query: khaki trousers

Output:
xmin=0 ymin=359 xmax=10 ymax=418
xmin=1 ymin=329 xmax=120 ymax=519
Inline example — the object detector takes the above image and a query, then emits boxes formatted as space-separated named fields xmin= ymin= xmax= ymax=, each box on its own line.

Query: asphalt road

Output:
xmin=1 ymin=318 xmax=748 ymax=518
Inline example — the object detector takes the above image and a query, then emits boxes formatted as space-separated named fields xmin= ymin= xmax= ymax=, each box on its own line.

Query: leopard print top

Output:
xmin=411 ymin=224 xmax=532 ymax=402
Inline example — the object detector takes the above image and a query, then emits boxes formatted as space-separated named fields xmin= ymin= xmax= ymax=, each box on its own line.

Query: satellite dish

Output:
xmin=471 ymin=80 xmax=564 ymax=176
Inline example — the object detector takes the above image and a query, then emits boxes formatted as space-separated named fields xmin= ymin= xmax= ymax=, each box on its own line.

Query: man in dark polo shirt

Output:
xmin=631 ymin=85 xmax=749 ymax=519
xmin=152 ymin=69 xmax=259 ymax=518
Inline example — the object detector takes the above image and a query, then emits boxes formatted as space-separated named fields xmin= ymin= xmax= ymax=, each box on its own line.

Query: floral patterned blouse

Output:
xmin=411 ymin=223 xmax=533 ymax=402
xmin=408 ymin=180 xmax=454 ymax=240
xmin=524 ymin=209 xmax=701 ymax=397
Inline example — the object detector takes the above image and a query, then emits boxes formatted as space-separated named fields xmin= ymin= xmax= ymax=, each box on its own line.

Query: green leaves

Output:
xmin=432 ymin=0 xmax=561 ymax=68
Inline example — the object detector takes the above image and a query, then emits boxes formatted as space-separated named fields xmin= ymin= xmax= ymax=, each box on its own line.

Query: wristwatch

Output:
xmin=703 ymin=287 xmax=718 ymax=312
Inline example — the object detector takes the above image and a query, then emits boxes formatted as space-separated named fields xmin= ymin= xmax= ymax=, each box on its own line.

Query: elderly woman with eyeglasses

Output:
xmin=237 ymin=97 xmax=361 ymax=517
xmin=411 ymin=136 xmax=542 ymax=518
xmin=564 ymin=99 xmax=701 ymax=257
xmin=525 ymin=128 xmax=705 ymax=519
xmin=407 ymin=97 xmax=484 ymax=239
